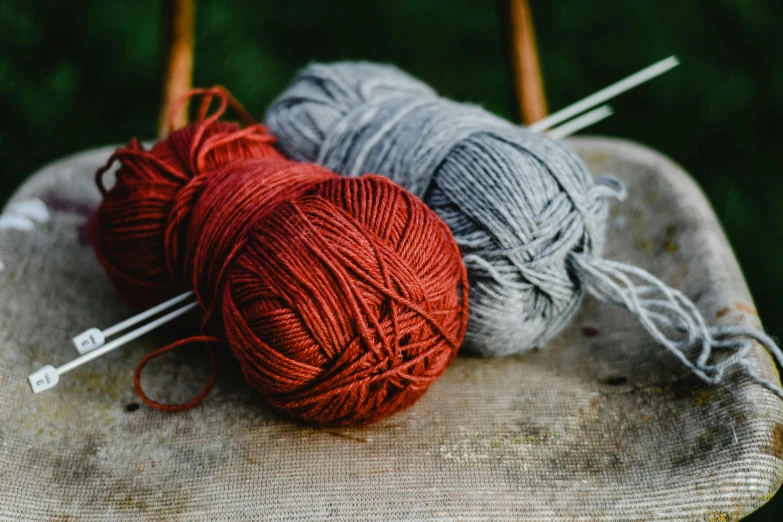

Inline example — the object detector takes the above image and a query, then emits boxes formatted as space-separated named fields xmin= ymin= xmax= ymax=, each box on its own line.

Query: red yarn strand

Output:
xmin=134 ymin=335 xmax=221 ymax=412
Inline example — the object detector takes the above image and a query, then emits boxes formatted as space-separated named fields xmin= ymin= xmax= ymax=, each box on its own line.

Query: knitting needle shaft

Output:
xmin=28 ymin=301 xmax=199 ymax=393
xmin=104 ymin=291 xmax=194 ymax=337
xmin=529 ymin=56 xmax=679 ymax=133
xmin=72 ymin=291 xmax=194 ymax=353
xmin=545 ymin=105 xmax=614 ymax=140
xmin=61 ymin=301 xmax=198 ymax=374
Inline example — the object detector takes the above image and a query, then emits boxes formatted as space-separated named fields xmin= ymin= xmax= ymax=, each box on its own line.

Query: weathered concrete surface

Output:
xmin=0 ymin=137 xmax=781 ymax=521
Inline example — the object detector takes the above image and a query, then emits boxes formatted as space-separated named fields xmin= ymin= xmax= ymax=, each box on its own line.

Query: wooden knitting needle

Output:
xmin=509 ymin=0 xmax=548 ymax=125
xmin=529 ymin=56 xmax=679 ymax=133
xmin=158 ymin=0 xmax=195 ymax=139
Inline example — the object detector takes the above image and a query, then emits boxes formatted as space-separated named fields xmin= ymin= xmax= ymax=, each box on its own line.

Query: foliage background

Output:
xmin=1 ymin=0 xmax=781 ymax=518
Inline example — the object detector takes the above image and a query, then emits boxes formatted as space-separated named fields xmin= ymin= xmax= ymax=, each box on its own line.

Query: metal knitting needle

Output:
xmin=72 ymin=291 xmax=195 ymax=354
xmin=529 ymin=55 xmax=679 ymax=133
xmin=545 ymin=105 xmax=614 ymax=140
xmin=28 ymin=301 xmax=199 ymax=393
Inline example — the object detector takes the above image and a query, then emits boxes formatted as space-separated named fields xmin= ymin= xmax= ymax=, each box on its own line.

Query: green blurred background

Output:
xmin=1 ymin=0 xmax=781 ymax=518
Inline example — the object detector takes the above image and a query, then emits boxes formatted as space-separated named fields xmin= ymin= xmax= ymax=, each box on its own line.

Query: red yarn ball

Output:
xmin=93 ymin=87 xmax=282 ymax=307
xmin=92 ymin=88 xmax=468 ymax=425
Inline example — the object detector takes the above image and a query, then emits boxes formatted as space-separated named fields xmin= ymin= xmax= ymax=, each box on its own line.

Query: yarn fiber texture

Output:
xmin=266 ymin=62 xmax=621 ymax=356
xmin=266 ymin=63 xmax=783 ymax=403
xmin=95 ymin=88 xmax=282 ymax=308
xmin=93 ymin=88 xmax=469 ymax=425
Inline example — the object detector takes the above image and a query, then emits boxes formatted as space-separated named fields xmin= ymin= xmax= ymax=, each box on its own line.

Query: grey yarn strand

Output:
xmin=266 ymin=61 xmax=783 ymax=400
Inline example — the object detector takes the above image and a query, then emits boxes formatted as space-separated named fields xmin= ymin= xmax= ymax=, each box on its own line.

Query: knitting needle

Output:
xmin=28 ymin=300 xmax=199 ymax=393
xmin=30 ymin=58 xmax=675 ymax=391
xmin=71 ymin=291 xmax=195 ymax=354
xmin=529 ymin=55 xmax=679 ymax=133
xmin=545 ymin=105 xmax=614 ymax=140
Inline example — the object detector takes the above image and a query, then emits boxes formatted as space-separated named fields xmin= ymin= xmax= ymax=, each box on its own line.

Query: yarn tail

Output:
xmin=570 ymin=253 xmax=783 ymax=400
xmin=134 ymin=335 xmax=221 ymax=411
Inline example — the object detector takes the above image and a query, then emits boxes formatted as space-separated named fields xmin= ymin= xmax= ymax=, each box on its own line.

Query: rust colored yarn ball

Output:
xmin=93 ymin=87 xmax=283 ymax=307
xmin=92 ymin=88 xmax=469 ymax=425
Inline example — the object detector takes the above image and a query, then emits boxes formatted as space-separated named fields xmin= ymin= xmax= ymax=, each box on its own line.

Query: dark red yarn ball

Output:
xmin=93 ymin=88 xmax=282 ymax=307
xmin=92 ymin=88 xmax=469 ymax=425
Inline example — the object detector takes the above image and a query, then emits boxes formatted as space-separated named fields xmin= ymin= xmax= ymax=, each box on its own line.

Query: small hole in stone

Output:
xmin=125 ymin=402 xmax=140 ymax=413
xmin=601 ymin=376 xmax=628 ymax=386
xmin=582 ymin=326 xmax=599 ymax=338
xmin=399 ymin=334 xmax=411 ymax=346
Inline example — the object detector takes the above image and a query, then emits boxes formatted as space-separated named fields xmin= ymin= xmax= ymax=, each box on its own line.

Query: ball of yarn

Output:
xmin=94 ymin=88 xmax=282 ymax=307
xmin=266 ymin=62 xmax=622 ymax=356
xmin=93 ymin=88 xmax=469 ymax=425
xmin=266 ymin=64 xmax=783 ymax=405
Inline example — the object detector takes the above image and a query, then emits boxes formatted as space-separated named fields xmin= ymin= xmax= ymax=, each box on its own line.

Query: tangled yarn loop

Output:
xmin=93 ymin=87 xmax=469 ymax=425
xmin=266 ymin=62 xmax=783 ymax=400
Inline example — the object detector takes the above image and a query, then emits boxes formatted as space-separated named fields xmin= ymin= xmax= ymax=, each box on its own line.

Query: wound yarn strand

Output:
xmin=265 ymin=62 xmax=783 ymax=400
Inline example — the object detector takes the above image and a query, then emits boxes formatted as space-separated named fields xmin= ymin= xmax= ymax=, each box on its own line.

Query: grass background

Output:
xmin=1 ymin=0 xmax=781 ymax=518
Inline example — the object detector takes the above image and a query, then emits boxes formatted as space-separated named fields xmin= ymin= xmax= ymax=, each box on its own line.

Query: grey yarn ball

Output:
xmin=266 ymin=62 xmax=621 ymax=356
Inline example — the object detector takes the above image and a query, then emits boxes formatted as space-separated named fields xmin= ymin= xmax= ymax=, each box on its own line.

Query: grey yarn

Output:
xmin=266 ymin=62 xmax=783 ymax=399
